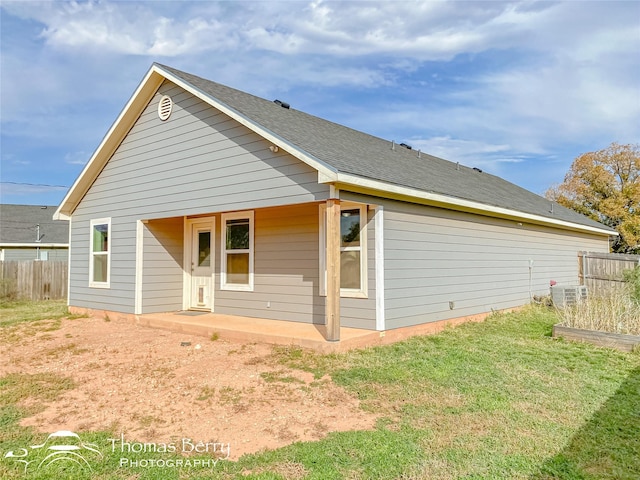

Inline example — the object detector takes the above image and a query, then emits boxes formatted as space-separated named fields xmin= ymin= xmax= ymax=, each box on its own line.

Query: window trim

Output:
xmin=220 ymin=210 xmax=254 ymax=291
xmin=89 ymin=217 xmax=111 ymax=289
xmin=319 ymin=202 xmax=368 ymax=298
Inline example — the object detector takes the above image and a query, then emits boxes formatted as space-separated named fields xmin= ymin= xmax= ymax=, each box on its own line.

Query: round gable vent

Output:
xmin=158 ymin=95 xmax=173 ymax=121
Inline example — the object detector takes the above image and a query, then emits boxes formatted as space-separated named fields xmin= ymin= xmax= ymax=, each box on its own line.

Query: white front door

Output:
xmin=187 ymin=218 xmax=214 ymax=310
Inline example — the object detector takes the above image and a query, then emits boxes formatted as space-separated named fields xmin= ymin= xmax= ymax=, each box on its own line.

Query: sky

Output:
xmin=1 ymin=0 xmax=639 ymax=207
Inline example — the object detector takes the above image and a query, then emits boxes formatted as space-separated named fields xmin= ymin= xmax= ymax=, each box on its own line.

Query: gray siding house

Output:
xmin=1 ymin=204 xmax=69 ymax=261
xmin=54 ymin=64 xmax=614 ymax=340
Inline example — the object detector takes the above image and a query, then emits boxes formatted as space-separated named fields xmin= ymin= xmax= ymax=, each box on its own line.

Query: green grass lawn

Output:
xmin=0 ymin=299 xmax=71 ymax=327
xmin=1 ymin=303 xmax=638 ymax=479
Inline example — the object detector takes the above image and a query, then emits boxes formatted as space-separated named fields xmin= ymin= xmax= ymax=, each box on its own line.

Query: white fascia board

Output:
xmin=156 ymin=66 xmax=339 ymax=182
xmin=54 ymin=66 xmax=165 ymax=220
xmin=331 ymin=172 xmax=617 ymax=237
xmin=318 ymin=170 xmax=338 ymax=184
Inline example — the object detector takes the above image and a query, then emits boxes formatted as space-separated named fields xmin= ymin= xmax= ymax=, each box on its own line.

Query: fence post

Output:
xmin=578 ymin=252 xmax=584 ymax=286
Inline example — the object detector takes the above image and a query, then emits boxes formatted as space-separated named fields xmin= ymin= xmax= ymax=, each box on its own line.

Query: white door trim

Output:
xmin=184 ymin=217 xmax=216 ymax=311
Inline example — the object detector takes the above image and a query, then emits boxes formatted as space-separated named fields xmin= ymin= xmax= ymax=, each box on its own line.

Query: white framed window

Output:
xmin=319 ymin=203 xmax=368 ymax=298
xmin=221 ymin=211 xmax=254 ymax=291
xmin=89 ymin=218 xmax=111 ymax=288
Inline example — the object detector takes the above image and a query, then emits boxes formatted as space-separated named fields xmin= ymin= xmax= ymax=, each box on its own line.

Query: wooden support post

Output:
xmin=325 ymin=198 xmax=341 ymax=341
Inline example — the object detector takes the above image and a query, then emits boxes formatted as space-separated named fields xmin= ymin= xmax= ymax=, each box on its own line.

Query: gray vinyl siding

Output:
xmin=69 ymin=217 xmax=134 ymax=312
xmin=381 ymin=199 xmax=609 ymax=329
xmin=215 ymin=204 xmax=323 ymax=323
xmin=141 ymin=217 xmax=184 ymax=313
xmin=76 ymin=82 xmax=327 ymax=219
xmin=213 ymin=203 xmax=377 ymax=330
xmin=69 ymin=80 xmax=329 ymax=312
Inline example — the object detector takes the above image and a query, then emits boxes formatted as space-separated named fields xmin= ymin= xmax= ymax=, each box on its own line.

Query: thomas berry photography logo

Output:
xmin=110 ymin=433 xmax=231 ymax=469
xmin=3 ymin=430 xmax=102 ymax=473
xmin=4 ymin=430 xmax=230 ymax=474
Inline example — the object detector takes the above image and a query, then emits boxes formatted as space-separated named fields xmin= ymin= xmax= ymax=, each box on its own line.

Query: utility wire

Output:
xmin=1 ymin=181 xmax=69 ymax=188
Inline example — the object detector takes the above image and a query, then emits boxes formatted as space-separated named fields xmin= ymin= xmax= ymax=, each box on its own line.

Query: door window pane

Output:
xmin=198 ymin=231 xmax=211 ymax=267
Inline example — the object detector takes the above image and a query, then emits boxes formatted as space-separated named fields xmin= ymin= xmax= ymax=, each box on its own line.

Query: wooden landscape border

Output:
xmin=553 ymin=324 xmax=640 ymax=352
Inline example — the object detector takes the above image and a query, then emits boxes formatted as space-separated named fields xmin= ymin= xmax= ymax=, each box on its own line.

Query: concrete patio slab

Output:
xmin=136 ymin=311 xmax=382 ymax=353
xmin=69 ymin=306 xmax=501 ymax=353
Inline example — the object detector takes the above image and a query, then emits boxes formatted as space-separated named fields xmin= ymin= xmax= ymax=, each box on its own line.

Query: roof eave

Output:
xmin=329 ymin=172 xmax=617 ymax=237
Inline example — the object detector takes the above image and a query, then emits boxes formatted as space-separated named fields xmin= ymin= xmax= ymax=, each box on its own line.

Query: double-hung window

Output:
xmin=319 ymin=203 xmax=368 ymax=298
xmin=89 ymin=218 xmax=111 ymax=288
xmin=221 ymin=211 xmax=254 ymax=291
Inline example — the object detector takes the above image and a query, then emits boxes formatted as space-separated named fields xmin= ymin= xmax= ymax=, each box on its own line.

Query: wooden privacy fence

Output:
xmin=0 ymin=261 xmax=68 ymax=300
xmin=578 ymin=251 xmax=640 ymax=295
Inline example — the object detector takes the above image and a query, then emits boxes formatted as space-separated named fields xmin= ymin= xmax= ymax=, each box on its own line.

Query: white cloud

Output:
xmin=2 ymin=1 xmax=232 ymax=56
xmin=5 ymin=1 xmax=637 ymax=121
xmin=1 ymin=0 xmax=638 ymax=202
xmin=0 ymin=1 xmax=557 ymax=59
xmin=409 ymin=135 xmax=521 ymax=171
xmin=412 ymin=136 xmax=511 ymax=157
xmin=480 ymin=60 xmax=639 ymax=142
xmin=64 ymin=151 xmax=88 ymax=165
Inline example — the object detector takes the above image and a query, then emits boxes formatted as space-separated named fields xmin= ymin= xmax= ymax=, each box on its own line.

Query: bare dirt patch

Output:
xmin=0 ymin=316 xmax=378 ymax=460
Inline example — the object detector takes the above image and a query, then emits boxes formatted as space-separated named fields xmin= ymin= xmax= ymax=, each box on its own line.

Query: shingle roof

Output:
xmin=0 ymin=204 xmax=69 ymax=244
xmin=159 ymin=63 xmax=612 ymax=233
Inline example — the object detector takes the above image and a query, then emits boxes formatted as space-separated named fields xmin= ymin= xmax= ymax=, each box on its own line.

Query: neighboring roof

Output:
xmin=0 ymin=204 xmax=69 ymax=246
xmin=55 ymin=63 xmax=616 ymax=237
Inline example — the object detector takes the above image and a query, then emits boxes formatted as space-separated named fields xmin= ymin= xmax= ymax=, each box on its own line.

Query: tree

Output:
xmin=546 ymin=142 xmax=640 ymax=253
